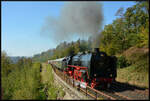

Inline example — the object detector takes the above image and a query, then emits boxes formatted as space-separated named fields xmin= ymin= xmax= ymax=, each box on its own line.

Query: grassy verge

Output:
xmin=116 ymin=66 xmax=149 ymax=88
xmin=41 ymin=63 xmax=65 ymax=100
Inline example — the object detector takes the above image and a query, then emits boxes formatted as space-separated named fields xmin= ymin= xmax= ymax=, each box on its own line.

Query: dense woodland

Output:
xmin=1 ymin=1 xmax=149 ymax=100
xmin=1 ymin=52 xmax=47 ymax=99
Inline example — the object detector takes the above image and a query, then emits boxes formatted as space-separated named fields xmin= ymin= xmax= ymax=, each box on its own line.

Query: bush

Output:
xmin=117 ymin=55 xmax=130 ymax=68
xmin=132 ymin=52 xmax=149 ymax=73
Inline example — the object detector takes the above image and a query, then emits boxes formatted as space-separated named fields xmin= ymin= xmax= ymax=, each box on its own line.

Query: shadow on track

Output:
xmin=105 ymin=81 xmax=148 ymax=93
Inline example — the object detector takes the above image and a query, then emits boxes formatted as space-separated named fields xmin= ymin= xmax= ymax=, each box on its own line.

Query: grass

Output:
xmin=116 ymin=65 xmax=149 ymax=88
xmin=116 ymin=46 xmax=149 ymax=89
xmin=41 ymin=63 xmax=65 ymax=100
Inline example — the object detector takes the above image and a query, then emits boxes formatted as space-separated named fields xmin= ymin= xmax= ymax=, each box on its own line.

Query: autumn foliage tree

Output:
xmin=100 ymin=1 xmax=149 ymax=55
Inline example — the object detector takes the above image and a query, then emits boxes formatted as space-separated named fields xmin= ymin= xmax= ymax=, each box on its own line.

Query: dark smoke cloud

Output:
xmin=41 ymin=2 xmax=103 ymax=47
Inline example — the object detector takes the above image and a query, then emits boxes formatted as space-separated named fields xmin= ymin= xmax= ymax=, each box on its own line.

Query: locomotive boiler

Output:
xmin=49 ymin=48 xmax=117 ymax=89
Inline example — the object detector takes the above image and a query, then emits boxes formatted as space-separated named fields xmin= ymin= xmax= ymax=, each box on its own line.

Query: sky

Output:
xmin=2 ymin=1 xmax=136 ymax=57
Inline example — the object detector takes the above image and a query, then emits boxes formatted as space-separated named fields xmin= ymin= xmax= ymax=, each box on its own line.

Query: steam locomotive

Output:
xmin=48 ymin=48 xmax=117 ymax=89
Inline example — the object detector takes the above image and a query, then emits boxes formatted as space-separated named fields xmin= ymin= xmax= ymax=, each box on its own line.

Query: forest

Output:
xmin=1 ymin=1 xmax=149 ymax=100
xmin=1 ymin=52 xmax=46 ymax=99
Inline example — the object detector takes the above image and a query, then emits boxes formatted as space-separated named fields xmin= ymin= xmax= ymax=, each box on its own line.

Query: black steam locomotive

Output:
xmin=49 ymin=48 xmax=117 ymax=89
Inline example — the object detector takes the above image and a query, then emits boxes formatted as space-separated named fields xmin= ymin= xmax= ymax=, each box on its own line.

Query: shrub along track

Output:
xmin=50 ymin=63 xmax=149 ymax=100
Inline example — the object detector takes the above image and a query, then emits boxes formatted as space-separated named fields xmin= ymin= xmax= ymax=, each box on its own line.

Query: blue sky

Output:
xmin=2 ymin=1 xmax=136 ymax=57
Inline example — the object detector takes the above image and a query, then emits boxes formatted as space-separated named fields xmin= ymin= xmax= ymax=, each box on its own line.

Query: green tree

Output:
xmin=74 ymin=39 xmax=81 ymax=54
xmin=99 ymin=1 xmax=149 ymax=55
xmin=1 ymin=51 xmax=12 ymax=76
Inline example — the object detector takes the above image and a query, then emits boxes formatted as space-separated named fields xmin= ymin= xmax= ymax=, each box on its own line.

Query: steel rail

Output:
xmin=80 ymin=88 xmax=98 ymax=99
xmin=86 ymin=86 xmax=116 ymax=100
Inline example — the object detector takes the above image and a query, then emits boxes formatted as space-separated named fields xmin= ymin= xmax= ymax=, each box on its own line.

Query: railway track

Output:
xmin=50 ymin=64 xmax=148 ymax=100
xmin=112 ymin=82 xmax=149 ymax=95
xmin=110 ymin=82 xmax=149 ymax=100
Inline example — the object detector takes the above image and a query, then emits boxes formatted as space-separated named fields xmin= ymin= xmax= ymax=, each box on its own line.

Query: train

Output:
xmin=48 ymin=48 xmax=117 ymax=89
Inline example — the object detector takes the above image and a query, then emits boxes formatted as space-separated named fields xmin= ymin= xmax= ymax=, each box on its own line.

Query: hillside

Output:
xmin=32 ymin=39 xmax=92 ymax=63
xmin=10 ymin=56 xmax=26 ymax=63
xmin=116 ymin=46 xmax=149 ymax=88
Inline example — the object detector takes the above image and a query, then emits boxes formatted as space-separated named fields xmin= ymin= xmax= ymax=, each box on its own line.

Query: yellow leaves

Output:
xmin=136 ymin=26 xmax=149 ymax=48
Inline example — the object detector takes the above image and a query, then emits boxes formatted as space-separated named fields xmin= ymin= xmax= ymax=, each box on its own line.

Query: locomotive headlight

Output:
xmin=101 ymin=54 xmax=104 ymax=56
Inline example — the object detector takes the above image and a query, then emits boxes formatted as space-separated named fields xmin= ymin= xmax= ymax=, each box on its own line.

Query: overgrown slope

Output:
xmin=116 ymin=46 xmax=149 ymax=88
